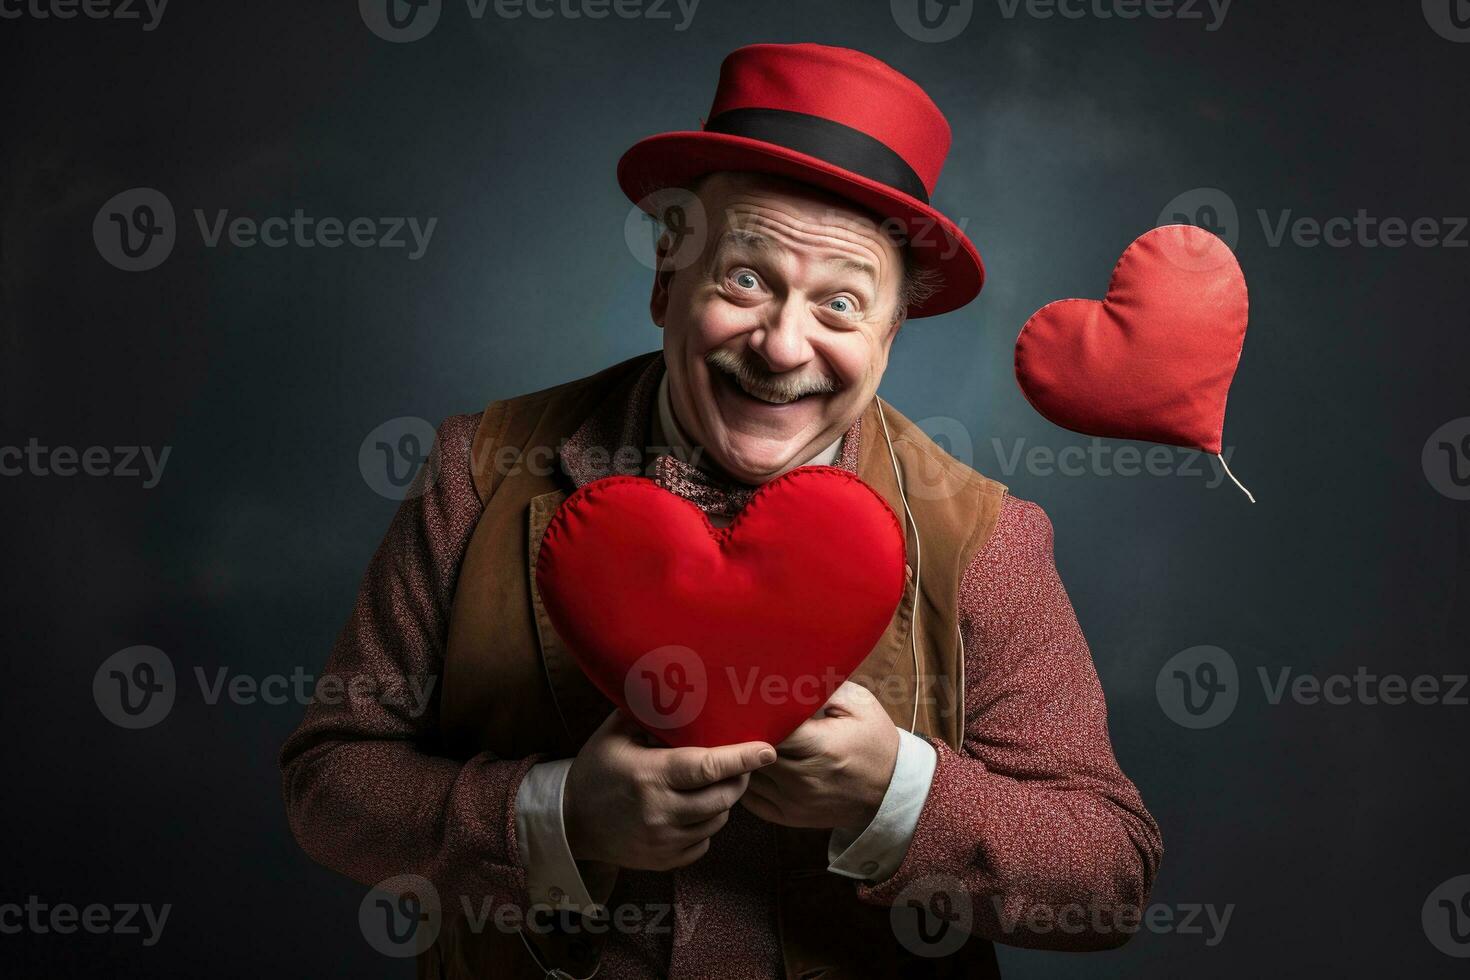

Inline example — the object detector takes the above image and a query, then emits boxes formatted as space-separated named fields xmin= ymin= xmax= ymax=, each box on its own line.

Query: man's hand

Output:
xmin=740 ymin=681 xmax=901 ymax=830
xmin=563 ymin=710 xmax=776 ymax=871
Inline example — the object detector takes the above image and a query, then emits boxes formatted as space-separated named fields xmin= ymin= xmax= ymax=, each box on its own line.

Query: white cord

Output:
xmin=1216 ymin=453 xmax=1256 ymax=503
xmin=874 ymin=397 xmax=923 ymax=734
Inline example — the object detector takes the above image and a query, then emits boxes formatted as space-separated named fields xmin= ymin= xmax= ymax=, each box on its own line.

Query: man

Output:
xmin=280 ymin=42 xmax=1161 ymax=979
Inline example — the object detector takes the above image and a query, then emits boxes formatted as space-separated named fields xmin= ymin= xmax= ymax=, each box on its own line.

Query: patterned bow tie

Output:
xmin=651 ymin=453 xmax=758 ymax=519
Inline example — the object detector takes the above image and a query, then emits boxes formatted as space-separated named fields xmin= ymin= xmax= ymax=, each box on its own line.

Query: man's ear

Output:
xmin=885 ymin=310 xmax=907 ymax=348
xmin=649 ymin=231 xmax=677 ymax=329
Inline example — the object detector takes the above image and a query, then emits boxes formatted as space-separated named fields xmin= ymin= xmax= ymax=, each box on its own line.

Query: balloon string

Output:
xmin=1216 ymin=453 xmax=1256 ymax=503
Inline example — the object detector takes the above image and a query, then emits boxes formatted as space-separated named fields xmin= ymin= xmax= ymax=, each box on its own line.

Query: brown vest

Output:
xmin=427 ymin=351 xmax=1008 ymax=979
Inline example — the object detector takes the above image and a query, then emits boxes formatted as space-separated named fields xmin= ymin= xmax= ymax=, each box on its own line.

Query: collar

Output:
xmin=557 ymin=352 xmax=864 ymax=517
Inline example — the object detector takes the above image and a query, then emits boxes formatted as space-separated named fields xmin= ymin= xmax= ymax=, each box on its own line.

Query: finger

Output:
xmin=661 ymin=741 xmax=775 ymax=790
xmin=738 ymin=785 xmax=784 ymax=824
xmin=593 ymin=708 xmax=647 ymax=746
xmin=673 ymin=809 xmax=730 ymax=842
xmin=774 ymin=718 xmax=824 ymax=757
xmin=819 ymin=680 xmax=877 ymax=717
xmin=668 ymin=836 xmax=712 ymax=869
xmin=667 ymin=773 xmax=750 ymax=823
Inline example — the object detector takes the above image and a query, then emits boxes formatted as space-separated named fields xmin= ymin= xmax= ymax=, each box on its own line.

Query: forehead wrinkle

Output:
xmin=713 ymin=204 xmax=892 ymax=290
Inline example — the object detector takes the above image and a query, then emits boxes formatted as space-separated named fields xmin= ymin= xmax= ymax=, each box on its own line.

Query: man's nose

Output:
xmin=746 ymin=299 xmax=814 ymax=374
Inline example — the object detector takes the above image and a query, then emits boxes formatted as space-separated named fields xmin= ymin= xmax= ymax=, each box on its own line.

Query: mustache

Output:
xmin=704 ymin=349 xmax=839 ymax=404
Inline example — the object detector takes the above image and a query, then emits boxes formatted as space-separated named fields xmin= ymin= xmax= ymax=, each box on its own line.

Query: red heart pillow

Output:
xmin=1013 ymin=225 xmax=1248 ymax=454
xmin=534 ymin=466 xmax=906 ymax=748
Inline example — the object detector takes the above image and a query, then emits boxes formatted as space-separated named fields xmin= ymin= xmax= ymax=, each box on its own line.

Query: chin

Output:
xmin=705 ymin=433 xmax=811 ymax=484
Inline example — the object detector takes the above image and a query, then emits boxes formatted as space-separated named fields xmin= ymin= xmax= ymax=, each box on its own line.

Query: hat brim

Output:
xmin=617 ymin=131 xmax=984 ymax=319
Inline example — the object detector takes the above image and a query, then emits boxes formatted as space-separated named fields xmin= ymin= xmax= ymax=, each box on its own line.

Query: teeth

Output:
xmin=734 ymin=374 xmax=799 ymax=404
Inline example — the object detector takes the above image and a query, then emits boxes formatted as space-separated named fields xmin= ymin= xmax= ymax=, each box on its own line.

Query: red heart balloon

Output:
xmin=1013 ymin=225 xmax=1248 ymax=454
xmin=535 ymin=467 xmax=906 ymax=748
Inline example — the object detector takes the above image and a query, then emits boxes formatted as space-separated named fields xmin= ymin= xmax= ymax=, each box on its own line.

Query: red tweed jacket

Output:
xmin=279 ymin=362 xmax=1163 ymax=977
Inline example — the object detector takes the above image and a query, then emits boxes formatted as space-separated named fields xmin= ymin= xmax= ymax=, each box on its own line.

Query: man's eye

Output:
xmin=731 ymin=270 xmax=759 ymax=290
xmin=828 ymin=297 xmax=857 ymax=314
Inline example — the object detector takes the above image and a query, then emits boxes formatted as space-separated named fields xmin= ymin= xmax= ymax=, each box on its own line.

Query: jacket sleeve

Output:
xmin=855 ymin=496 xmax=1164 ymax=951
xmin=278 ymin=413 xmax=550 ymax=910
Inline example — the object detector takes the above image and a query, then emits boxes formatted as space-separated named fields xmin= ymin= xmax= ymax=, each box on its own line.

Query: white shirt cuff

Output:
xmin=513 ymin=759 xmax=619 ymax=915
xmin=827 ymin=728 xmax=938 ymax=882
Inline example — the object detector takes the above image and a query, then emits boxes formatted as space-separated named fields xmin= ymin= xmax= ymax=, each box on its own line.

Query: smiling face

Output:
xmin=650 ymin=172 xmax=907 ymax=485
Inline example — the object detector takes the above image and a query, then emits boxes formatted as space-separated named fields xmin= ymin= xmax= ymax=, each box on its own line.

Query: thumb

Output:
xmin=819 ymin=680 xmax=878 ymax=717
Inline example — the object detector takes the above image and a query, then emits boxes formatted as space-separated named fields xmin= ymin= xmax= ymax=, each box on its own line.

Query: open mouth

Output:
xmin=712 ymin=365 xmax=827 ymax=407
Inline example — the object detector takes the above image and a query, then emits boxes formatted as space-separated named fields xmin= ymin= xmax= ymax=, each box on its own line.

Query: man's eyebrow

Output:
xmin=713 ymin=230 xmax=878 ymax=289
xmin=714 ymin=229 xmax=776 ymax=256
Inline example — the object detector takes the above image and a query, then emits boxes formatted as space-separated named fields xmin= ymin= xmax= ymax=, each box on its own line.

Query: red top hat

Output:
xmin=617 ymin=42 xmax=984 ymax=319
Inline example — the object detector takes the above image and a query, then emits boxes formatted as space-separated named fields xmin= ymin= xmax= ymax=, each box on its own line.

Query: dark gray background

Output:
xmin=2 ymin=0 xmax=1466 ymax=976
